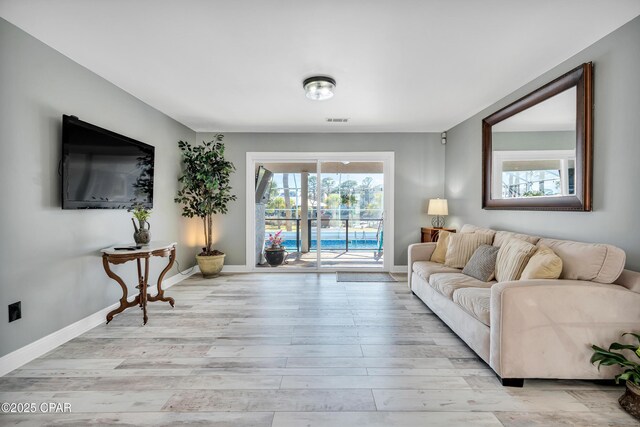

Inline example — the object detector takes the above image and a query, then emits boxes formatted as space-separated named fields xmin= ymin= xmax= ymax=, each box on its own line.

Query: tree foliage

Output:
xmin=339 ymin=180 xmax=358 ymax=194
xmin=266 ymin=196 xmax=286 ymax=215
xmin=174 ymin=135 xmax=237 ymax=255
xmin=321 ymin=177 xmax=336 ymax=198
xmin=325 ymin=194 xmax=341 ymax=209
xmin=307 ymin=176 xmax=317 ymax=205
xmin=358 ymin=177 xmax=374 ymax=208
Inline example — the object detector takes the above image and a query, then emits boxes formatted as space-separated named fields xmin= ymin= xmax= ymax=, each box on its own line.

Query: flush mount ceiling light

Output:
xmin=303 ymin=76 xmax=336 ymax=101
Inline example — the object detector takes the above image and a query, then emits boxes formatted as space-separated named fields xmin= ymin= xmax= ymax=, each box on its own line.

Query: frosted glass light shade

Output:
xmin=303 ymin=76 xmax=336 ymax=101
xmin=427 ymin=198 xmax=448 ymax=216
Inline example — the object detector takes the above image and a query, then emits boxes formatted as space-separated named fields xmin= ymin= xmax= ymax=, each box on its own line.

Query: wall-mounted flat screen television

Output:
xmin=61 ymin=115 xmax=154 ymax=209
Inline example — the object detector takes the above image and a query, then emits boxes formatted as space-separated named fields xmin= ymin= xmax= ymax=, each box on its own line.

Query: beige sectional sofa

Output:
xmin=408 ymin=224 xmax=640 ymax=386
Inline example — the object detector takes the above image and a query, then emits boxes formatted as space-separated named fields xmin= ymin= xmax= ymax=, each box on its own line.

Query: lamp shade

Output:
xmin=427 ymin=199 xmax=448 ymax=216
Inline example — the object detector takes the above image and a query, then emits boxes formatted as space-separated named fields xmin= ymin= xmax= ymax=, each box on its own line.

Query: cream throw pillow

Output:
xmin=444 ymin=232 xmax=493 ymax=269
xmin=495 ymin=238 xmax=537 ymax=282
xmin=520 ymin=245 xmax=563 ymax=280
xmin=460 ymin=224 xmax=497 ymax=243
xmin=430 ymin=230 xmax=451 ymax=264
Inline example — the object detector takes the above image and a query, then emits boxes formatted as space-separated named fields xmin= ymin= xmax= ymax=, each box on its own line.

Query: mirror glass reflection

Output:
xmin=491 ymin=87 xmax=576 ymax=199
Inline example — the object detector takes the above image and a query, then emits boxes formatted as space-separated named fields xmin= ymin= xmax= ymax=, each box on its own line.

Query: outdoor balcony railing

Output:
xmin=264 ymin=217 xmax=383 ymax=253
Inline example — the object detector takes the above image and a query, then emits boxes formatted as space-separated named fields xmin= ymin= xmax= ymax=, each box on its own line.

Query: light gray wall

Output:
xmin=0 ymin=18 xmax=198 ymax=358
xmin=444 ymin=16 xmax=640 ymax=270
xmin=196 ymin=132 xmax=445 ymax=266
xmin=493 ymin=131 xmax=575 ymax=151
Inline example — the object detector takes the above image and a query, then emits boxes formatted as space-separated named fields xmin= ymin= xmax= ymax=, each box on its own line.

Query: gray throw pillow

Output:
xmin=462 ymin=245 xmax=499 ymax=282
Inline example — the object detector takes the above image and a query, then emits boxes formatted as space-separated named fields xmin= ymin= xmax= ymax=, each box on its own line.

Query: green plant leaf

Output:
xmin=591 ymin=345 xmax=635 ymax=368
xmin=616 ymin=371 xmax=640 ymax=385
xmin=609 ymin=343 xmax=639 ymax=351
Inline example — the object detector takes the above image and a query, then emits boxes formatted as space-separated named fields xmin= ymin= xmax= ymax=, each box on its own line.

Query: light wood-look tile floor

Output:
xmin=1 ymin=273 xmax=636 ymax=426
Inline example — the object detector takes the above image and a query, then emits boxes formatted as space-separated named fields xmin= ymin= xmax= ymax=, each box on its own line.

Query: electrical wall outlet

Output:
xmin=8 ymin=301 xmax=21 ymax=322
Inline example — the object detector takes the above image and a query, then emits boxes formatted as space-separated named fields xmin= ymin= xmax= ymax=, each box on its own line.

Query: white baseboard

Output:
xmin=221 ymin=264 xmax=250 ymax=273
xmin=220 ymin=265 xmax=408 ymax=273
xmin=163 ymin=265 xmax=200 ymax=286
xmin=391 ymin=265 xmax=409 ymax=273
xmin=0 ymin=268 xmax=199 ymax=377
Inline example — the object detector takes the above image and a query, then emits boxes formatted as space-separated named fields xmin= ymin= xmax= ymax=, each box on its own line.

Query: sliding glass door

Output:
xmin=317 ymin=161 xmax=384 ymax=268
xmin=256 ymin=162 xmax=318 ymax=268
xmin=249 ymin=153 xmax=393 ymax=271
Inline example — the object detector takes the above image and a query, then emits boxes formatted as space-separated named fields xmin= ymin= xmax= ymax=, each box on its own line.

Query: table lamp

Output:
xmin=428 ymin=198 xmax=448 ymax=228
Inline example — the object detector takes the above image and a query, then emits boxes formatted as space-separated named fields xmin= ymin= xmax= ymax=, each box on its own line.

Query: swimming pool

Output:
xmin=273 ymin=239 xmax=380 ymax=251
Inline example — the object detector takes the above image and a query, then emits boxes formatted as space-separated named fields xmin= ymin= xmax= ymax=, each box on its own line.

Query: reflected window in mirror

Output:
xmin=493 ymin=150 xmax=575 ymax=199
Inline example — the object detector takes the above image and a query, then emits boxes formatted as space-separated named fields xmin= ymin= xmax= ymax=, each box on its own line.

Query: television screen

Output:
xmin=61 ymin=115 xmax=154 ymax=209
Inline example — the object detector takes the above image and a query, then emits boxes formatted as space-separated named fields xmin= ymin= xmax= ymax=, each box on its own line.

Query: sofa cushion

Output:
xmin=460 ymin=224 xmax=497 ymax=242
xmin=495 ymin=238 xmax=537 ymax=282
xmin=444 ymin=232 xmax=494 ymax=269
xmin=452 ymin=287 xmax=491 ymax=326
xmin=493 ymin=230 xmax=540 ymax=247
xmin=430 ymin=230 xmax=452 ymax=264
xmin=521 ymin=245 xmax=563 ymax=280
xmin=538 ymin=238 xmax=626 ymax=284
xmin=462 ymin=245 xmax=499 ymax=282
xmin=412 ymin=261 xmax=460 ymax=283
xmin=429 ymin=272 xmax=494 ymax=299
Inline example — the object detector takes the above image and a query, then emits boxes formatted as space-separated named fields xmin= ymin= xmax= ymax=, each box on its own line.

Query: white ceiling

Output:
xmin=1 ymin=1 xmax=639 ymax=133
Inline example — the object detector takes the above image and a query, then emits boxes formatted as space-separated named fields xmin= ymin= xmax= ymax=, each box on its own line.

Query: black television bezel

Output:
xmin=61 ymin=115 xmax=155 ymax=210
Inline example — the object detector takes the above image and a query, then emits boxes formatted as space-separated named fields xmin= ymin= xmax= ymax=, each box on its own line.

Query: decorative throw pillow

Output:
xmin=430 ymin=230 xmax=451 ymax=264
xmin=493 ymin=230 xmax=540 ymax=247
xmin=462 ymin=245 xmax=499 ymax=282
xmin=460 ymin=224 xmax=497 ymax=243
xmin=495 ymin=238 xmax=538 ymax=282
xmin=444 ymin=232 xmax=493 ymax=269
xmin=520 ymin=245 xmax=563 ymax=280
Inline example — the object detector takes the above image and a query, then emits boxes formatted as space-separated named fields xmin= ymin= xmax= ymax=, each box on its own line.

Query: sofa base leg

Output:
xmin=499 ymin=377 xmax=524 ymax=387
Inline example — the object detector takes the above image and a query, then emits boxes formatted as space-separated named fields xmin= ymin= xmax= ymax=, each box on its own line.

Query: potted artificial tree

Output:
xmin=591 ymin=332 xmax=640 ymax=420
xmin=175 ymin=134 xmax=236 ymax=277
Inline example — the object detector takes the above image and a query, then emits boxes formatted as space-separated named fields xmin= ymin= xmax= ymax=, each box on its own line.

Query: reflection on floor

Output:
xmin=258 ymin=250 xmax=384 ymax=269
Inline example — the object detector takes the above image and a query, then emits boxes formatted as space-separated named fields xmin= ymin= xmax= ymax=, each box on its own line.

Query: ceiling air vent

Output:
xmin=326 ymin=118 xmax=349 ymax=123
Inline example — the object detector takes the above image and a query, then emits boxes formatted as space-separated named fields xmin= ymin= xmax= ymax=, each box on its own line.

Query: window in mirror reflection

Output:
xmin=490 ymin=86 xmax=577 ymax=200
xmin=492 ymin=150 xmax=576 ymax=199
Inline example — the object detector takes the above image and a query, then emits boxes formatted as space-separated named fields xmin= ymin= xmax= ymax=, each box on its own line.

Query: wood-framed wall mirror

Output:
xmin=482 ymin=62 xmax=593 ymax=211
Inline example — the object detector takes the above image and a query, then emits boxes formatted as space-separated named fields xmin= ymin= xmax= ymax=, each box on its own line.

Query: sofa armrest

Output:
xmin=489 ymin=279 xmax=640 ymax=379
xmin=407 ymin=243 xmax=437 ymax=288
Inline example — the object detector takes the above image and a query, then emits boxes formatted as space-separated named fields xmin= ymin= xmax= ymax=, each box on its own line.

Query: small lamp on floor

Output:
xmin=428 ymin=198 xmax=448 ymax=228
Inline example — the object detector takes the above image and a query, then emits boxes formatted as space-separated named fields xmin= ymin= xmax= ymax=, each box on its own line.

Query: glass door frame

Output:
xmin=246 ymin=152 xmax=395 ymax=272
